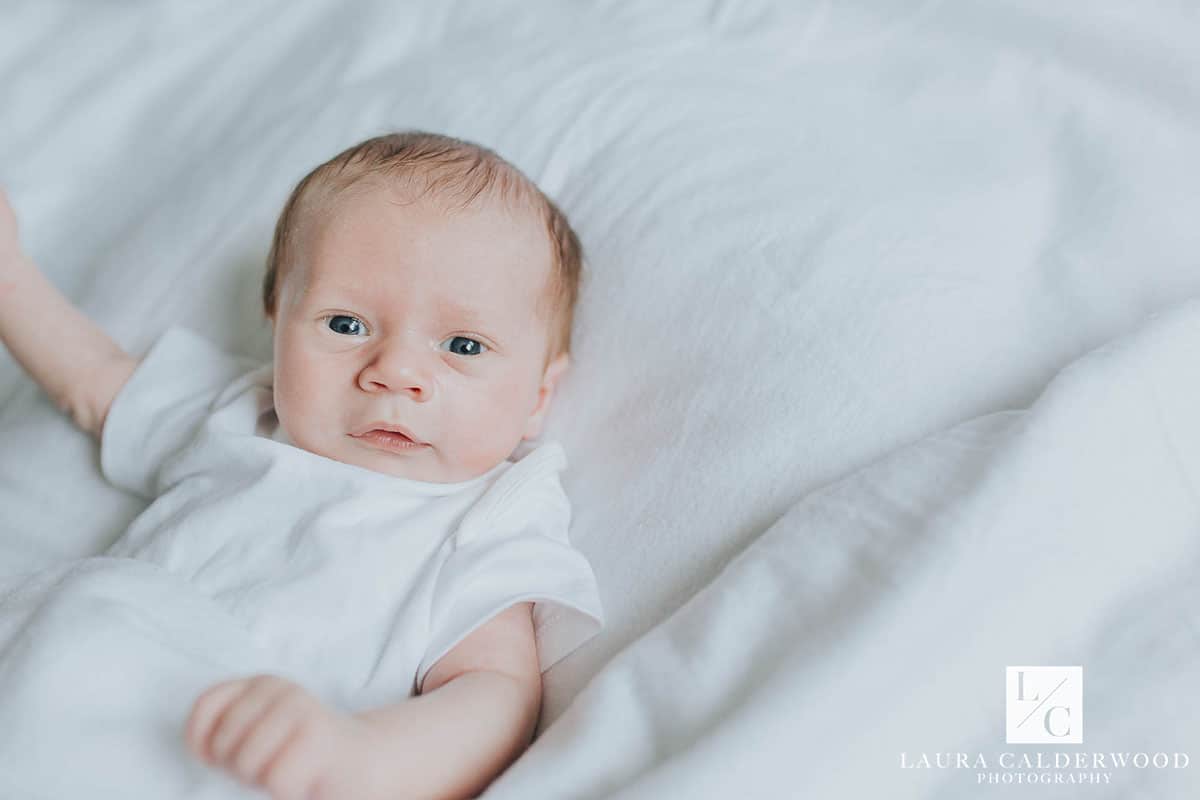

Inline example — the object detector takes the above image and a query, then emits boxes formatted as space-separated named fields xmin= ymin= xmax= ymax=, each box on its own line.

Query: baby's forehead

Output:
xmin=316 ymin=166 xmax=542 ymax=226
xmin=312 ymin=173 xmax=547 ymax=251
xmin=298 ymin=181 xmax=552 ymax=317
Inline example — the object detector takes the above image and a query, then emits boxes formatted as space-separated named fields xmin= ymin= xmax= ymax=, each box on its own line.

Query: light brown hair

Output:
xmin=262 ymin=131 xmax=583 ymax=367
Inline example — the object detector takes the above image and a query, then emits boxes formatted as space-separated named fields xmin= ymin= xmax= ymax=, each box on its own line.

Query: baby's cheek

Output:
xmin=459 ymin=395 xmax=522 ymax=465
xmin=273 ymin=373 xmax=321 ymax=446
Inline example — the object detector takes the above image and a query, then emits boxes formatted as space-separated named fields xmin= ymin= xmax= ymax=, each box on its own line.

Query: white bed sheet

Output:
xmin=484 ymin=296 xmax=1200 ymax=799
xmin=1 ymin=1 xmax=1198 ymax=796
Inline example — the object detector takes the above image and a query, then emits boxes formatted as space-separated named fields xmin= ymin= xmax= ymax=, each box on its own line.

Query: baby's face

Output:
xmin=268 ymin=181 xmax=569 ymax=483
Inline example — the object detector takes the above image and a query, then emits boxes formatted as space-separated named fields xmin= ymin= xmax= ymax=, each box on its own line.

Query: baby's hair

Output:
xmin=262 ymin=131 xmax=582 ymax=367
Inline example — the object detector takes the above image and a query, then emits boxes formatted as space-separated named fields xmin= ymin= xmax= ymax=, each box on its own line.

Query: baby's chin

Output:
xmin=333 ymin=436 xmax=504 ymax=484
xmin=338 ymin=436 xmax=438 ymax=478
xmin=278 ymin=421 xmax=513 ymax=483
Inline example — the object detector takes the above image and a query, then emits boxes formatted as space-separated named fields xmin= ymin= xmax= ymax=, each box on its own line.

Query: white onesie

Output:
xmin=98 ymin=324 xmax=605 ymax=709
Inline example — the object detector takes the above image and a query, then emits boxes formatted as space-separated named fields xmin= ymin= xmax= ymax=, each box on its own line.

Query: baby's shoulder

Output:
xmin=455 ymin=441 xmax=571 ymax=546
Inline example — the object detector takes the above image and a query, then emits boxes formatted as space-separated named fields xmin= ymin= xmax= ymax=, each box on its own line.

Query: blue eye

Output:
xmin=326 ymin=315 xmax=366 ymax=336
xmin=443 ymin=336 xmax=487 ymax=356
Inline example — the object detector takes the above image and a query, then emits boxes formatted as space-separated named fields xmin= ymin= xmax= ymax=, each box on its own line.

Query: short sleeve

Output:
xmin=100 ymin=325 xmax=259 ymax=499
xmin=416 ymin=442 xmax=604 ymax=693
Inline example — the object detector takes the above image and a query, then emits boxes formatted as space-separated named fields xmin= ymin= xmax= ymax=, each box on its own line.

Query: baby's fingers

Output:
xmin=187 ymin=676 xmax=284 ymax=762
xmin=0 ymin=187 xmax=23 ymax=260
xmin=230 ymin=691 xmax=314 ymax=787
xmin=186 ymin=679 xmax=249 ymax=761
xmin=209 ymin=677 xmax=296 ymax=767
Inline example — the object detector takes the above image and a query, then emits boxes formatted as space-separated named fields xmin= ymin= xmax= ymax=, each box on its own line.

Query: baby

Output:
xmin=0 ymin=132 xmax=603 ymax=799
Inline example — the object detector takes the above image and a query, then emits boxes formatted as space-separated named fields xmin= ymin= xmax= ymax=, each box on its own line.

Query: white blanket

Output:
xmin=1 ymin=1 xmax=1198 ymax=797
xmin=1 ymin=298 xmax=1194 ymax=798
xmin=0 ymin=559 xmax=285 ymax=798
xmin=482 ymin=297 xmax=1200 ymax=799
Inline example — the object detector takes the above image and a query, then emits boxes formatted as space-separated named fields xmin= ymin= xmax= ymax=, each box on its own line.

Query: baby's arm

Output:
xmin=188 ymin=602 xmax=542 ymax=800
xmin=359 ymin=601 xmax=543 ymax=798
xmin=0 ymin=188 xmax=139 ymax=438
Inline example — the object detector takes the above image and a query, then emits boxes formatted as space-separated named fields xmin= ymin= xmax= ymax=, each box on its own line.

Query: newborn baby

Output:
xmin=0 ymin=132 xmax=603 ymax=799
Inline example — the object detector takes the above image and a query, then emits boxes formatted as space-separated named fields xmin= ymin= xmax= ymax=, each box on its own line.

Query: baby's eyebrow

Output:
xmin=437 ymin=301 xmax=508 ymax=349
xmin=437 ymin=300 xmax=490 ymax=325
xmin=314 ymin=284 xmax=501 ymax=337
xmin=314 ymin=283 xmax=487 ymax=321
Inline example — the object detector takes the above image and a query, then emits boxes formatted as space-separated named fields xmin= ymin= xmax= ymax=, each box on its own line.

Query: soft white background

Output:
xmin=1 ymin=2 xmax=1198 ymax=796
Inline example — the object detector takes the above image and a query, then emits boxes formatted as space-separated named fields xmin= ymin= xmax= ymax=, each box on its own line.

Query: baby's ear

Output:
xmin=522 ymin=352 xmax=570 ymax=441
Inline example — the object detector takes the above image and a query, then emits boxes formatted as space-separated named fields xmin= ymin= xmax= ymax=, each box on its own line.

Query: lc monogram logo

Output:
xmin=1006 ymin=666 xmax=1083 ymax=744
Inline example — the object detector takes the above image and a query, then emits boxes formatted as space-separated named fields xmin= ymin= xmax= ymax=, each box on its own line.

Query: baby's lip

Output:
xmin=350 ymin=421 xmax=425 ymax=444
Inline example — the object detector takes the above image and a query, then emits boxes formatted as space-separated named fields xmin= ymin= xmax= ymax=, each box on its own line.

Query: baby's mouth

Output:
xmin=351 ymin=421 xmax=426 ymax=444
xmin=351 ymin=429 xmax=430 ymax=453
xmin=369 ymin=428 xmax=414 ymax=443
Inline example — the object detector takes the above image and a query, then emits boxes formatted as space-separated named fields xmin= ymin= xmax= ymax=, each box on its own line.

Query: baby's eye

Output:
xmin=442 ymin=336 xmax=488 ymax=357
xmin=326 ymin=315 xmax=367 ymax=336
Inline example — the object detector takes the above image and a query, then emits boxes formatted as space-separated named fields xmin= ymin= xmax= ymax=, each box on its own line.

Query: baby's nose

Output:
xmin=357 ymin=333 xmax=437 ymax=400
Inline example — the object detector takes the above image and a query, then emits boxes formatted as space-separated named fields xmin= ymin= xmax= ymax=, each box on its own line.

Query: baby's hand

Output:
xmin=0 ymin=187 xmax=26 ymax=268
xmin=186 ymin=674 xmax=383 ymax=800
